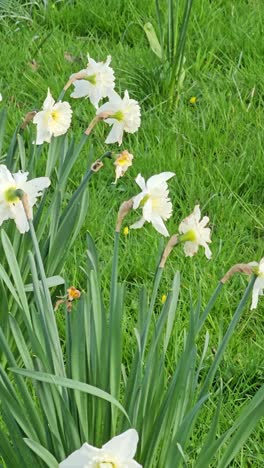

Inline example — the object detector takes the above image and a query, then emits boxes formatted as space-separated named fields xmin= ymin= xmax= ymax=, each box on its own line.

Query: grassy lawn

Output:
xmin=0 ymin=0 xmax=264 ymax=465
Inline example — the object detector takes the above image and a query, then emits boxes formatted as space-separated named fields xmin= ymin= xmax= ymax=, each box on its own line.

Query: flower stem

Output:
xmin=199 ymin=275 xmax=256 ymax=398
xmin=59 ymin=151 xmax=112 ymax=225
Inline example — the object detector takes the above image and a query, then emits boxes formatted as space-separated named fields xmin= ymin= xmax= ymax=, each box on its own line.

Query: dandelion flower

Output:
xmin=123 ymin=226 xmax=129 ymax=236
xmin=179 ymin=205 xmax=212 ymax=259
xmin=130 ymin=172 xmax=175 ymax=237
xmin=0 ymin=165 xmax=50 ymax=233
xmin=161 ymin=294 xmax=167 ymax=304
xmin=71 ymin=55 xmax=115 ymax=108
xmin=97 ymin=90 xmax=141 ymax=145
xmin=114 ymin=150 xmax=133 ymax=184
xmin=33 ymin=88 xmax=72 ymax=144
xmin=189 ymin=96 xmax=197 ymax=104
xmin=59 ymin=429 xmax=142 ymax=468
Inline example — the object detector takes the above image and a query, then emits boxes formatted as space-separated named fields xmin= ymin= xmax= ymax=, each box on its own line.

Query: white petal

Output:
xmin=0 ymin=203 xmax=12 ymax=226
xmin=135 ymin=174 xmax=146 ymax=191
xmin=130 ymin=217 xmax=146 ymax=230
xmin=151 ymin=216 xmax=169 ymax=236
xmin=250 ymin=277 xmax=264 ymax=310
xmin=33 ymin=111 xmax=52 ymax=144
xmin=24 ymin=177 xmax=50 ymax=208
xmin=193 ymin=205 xmax=201 ymax=222
xmin=147 ymin=172 xmax=175 ymax=190
xmin=183 ymin=241 xmax=199 ymax=257
xmin=59 ymin=443 xmax=101 ymax=467
xmin=71 ymin=80 xmax=91 ymax=99
xmin=10 ymin=203 xmax=29 ymax=233
xmin=43 ymin=88 xmax=55 ymax=110
xmin=103 ymin=429 xmax=139 ymax=460
xmin=126 ymin=461 xmax=142 ymax=468
xmin=13 ymin=171 xmax=29 ymax=186
xmin=142 ymin=198 xmax=153 ymax=222
xmin=204 ymin=243 xmax=212 ymax=259
xmin=0 ymin=165 xmax=15 ymax=184
xmin=105 ymin=122 xmax=125 ymax=145
xmin=133 ymin=192 xmax=145 ymax=210
xmin=258 ymin=258 xmax=264 ymax=274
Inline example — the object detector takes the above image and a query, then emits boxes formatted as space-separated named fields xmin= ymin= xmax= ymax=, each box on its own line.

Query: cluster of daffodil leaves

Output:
xmin=0 ymin=54 xmax=263 ymax=467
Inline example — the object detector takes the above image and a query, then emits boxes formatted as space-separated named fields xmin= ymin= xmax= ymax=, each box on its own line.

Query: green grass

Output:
xmin=0 ymin=0 xmax=264 ymax=465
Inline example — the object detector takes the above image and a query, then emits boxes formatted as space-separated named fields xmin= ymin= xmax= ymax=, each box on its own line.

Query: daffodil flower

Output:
xmin=0 ymin=165 xmax=50 ymax=233
xmin=70 ymin=55 xmax=115 ymax=108
xmin=97 ymin=90 xmax=141 ymax=145
xmin=114 ymin=150 xmax=133 ymax=184
xmin=130 ymin=172 xmax=175 ymax=237
xmin=179 ymin=205 xmax=212 ymax=259
xmin=249 ymin=258 xmax=264 ymax=310
xmin=33 ymin=88 xmax=72 ymax=145
xmin=0 ymin=93 xmax=2 ymax=102
xmin=59 ymin=429 xmax=142 ymax=468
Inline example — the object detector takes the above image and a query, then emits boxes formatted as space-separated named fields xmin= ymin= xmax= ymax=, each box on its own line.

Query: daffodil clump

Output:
xmin=0 ymin=49 xmax=263 ymax=468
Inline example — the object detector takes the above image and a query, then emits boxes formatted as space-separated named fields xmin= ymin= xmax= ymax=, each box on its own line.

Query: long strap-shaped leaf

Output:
xmin=10 ymin=367 xmax=130 ymax=422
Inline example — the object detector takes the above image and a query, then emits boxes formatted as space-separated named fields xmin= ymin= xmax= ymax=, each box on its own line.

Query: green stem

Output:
xmin=200 ymin=276 xmax=256 ymax=398
xmin=28 ymin=218 xmax=65 ymax=376
xmin=198 ymin=282 xmax=224 ymax=333
xmin=59 ymin=151 xmax=112 ymax=226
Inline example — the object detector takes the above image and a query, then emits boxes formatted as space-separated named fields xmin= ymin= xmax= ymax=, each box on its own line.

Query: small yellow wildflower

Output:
xmin=123 ymin=226 xmax=129 ymax=236
xmin=189 ymin=96 xmax=197 ymax=104
xmin=161 ymin=294 xmax=167 ymax=304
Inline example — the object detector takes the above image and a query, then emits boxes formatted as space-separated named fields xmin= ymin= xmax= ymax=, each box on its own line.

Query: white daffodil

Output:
xmin=0 ymin=93 xmax=2 ymax=102
xmin=70 ymin=55 xmax=115 ymax=108
xmin=97 ymin=90 xmax=141 ymax=145
xmin=59 ymin=429 xmax=142 ymax=468
xmin=250 ymin=258 xmax=264 ymax=310
xmin=179 ymin=205 xmax=212 ymax=259
xmin=0 ymin=165 xmax=50 ymax=233
xmin=113 ymin=150 xmax=133 ymax=184
xmin=130 ymin=172 xmax=175 ymax=237
xmin=33 ymin=89 xmax=72 ymax=145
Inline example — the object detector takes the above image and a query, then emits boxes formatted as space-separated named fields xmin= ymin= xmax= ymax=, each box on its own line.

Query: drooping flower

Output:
xmin=97 ymin=90 xmax=141 ymax=145
xmin=33 ymin=89 xmax=72 ymax=145
xmin=178 ymin=205 xmax=212 ymax=259
xmin=0 ymin=165 xmax=50 ymax=233
xmin=130 ymin=172 xmax=175 ymax=237
xmin=249 ymin=258 xmax=264 ymax=310
xmin=70 ymin=55 xmax=115 ymax=108
xmin=114 ymin=150 xmax=133 ymax=184
xmin=59 ymin=429 xmax=142 ymax=468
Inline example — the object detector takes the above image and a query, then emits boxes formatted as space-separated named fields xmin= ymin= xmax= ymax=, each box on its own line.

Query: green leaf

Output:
xmin=24 ymin=439 xmax=59 ymax=467
xmin=1 ymin=229 xmax=31 ymax=323
xmin=143 ymin=22 xmax=162 ymax=59
xmin=10 ymin=367 xmax=130 ymax=422
xmin=0 ymin=107 xmax=7 ymax=158
xmin=24 ymin=275 xmax=65 ymax=292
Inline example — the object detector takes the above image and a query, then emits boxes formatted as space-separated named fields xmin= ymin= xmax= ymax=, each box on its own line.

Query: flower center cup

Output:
xmin=97 ymin=463 xmax=117 ymax=468
xmin=51 ymin=110 xmax=59 ymax=122
xmin=112 ymin=110 xmax=124 ymax=121
xmin=179 ymin=229 xmax=197 ymax=242
xmin=95 ymin=456 xmax=119 ymax=468
xmin=4 ymin=186 xmax=19 ymax=203
xmin=86 ymin=74 xmax=97 ymax=85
